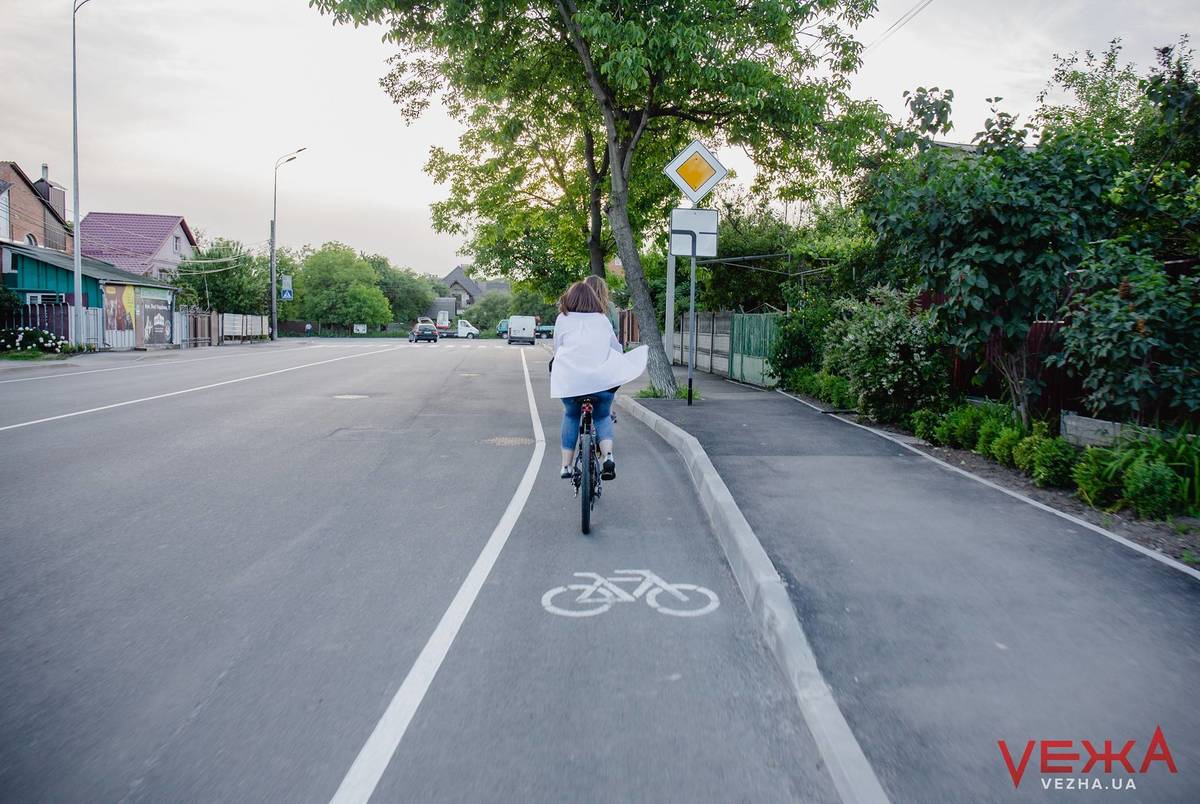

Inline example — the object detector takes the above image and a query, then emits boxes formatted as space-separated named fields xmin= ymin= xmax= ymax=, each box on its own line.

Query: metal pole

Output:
xmin=688 ymin=255 xmax=697 ymax=405
xmin=664 ymin=252 xmax=676 ymax=364
xmin=70 ymin=3 xmax=85 ymax=346
xmin=269 ymin=168 xmax=278 ymax=341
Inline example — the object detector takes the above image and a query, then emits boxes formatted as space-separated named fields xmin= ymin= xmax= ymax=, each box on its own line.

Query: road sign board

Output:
xmin=280 ymin=289 xmax=294 ymax=300
xmin=280 ymin=274 xmax=293 ymax=301
xmin=353 ymin=323 xmax=367 ymax=334
xmin=664 ymin=140 xmax=727 ymax=204
xmin=670 ymin=208 xmax=718 ymax=257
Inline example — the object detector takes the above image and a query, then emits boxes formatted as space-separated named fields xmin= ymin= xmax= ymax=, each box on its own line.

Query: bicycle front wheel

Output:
xmin=580 ymin=431 xmax=593 ymax=534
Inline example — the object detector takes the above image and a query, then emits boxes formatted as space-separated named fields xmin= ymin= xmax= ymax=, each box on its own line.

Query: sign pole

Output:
xmin=688 ymin=254 xmax=697 ymax=406
xmin=664 ymin=252 xmax=676 ymax=364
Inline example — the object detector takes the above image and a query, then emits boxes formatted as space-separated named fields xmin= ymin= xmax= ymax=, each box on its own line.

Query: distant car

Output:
xmin=507 ymin=315 xmax=537 ymax=345
xmin=535 ymin=323 xmax=555 ymax=339
xmin=496 ymin=319 xmax=509 ymax=338
xmin=417 ymin=316 xmax=435 ymax=327
xmin=409 ymin=323 xmax=438 ymax=343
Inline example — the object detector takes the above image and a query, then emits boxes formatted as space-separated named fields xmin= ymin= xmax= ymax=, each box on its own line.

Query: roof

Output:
xmin=79 ymin=212 xmax=197 ymax=273
xmin=3 ymin=241 xmax=178 ymax=290
xmin=0 ymin=161 xmax=69 ymax=229
xmin=441 ymin=264 xmax=483 ymax=298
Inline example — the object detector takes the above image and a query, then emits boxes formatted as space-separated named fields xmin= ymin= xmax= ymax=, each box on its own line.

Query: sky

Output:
xmin=2 ymin=0 xmax=1195 ymax=278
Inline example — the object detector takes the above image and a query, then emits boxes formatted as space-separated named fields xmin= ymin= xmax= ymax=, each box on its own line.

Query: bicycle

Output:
xmin=542 ymin=570 xmax=720 ymax=618
xmin=572 ymin=395 xmax=603 ymax=534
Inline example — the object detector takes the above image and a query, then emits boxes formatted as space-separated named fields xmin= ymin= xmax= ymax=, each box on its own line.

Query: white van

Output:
xmin=506 ymin=315 xmax=536 ymax=345
xmin=442 ymin=319 xmax=480 ymax=339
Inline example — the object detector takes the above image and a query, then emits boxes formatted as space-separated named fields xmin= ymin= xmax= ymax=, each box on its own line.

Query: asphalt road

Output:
xmin=0 ymin=340 xmax=837 ymax=803
xmin=643 ymin=374 xmax=1200 ymax=803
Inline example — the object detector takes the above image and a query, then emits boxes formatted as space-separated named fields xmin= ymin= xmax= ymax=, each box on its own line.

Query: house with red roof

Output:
xmin=79 ymin=212 xmax=197 ymax=279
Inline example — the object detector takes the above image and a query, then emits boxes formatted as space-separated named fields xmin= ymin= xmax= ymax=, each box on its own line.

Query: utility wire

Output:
xmin=862 ymin=0 xmax=935 ymax=54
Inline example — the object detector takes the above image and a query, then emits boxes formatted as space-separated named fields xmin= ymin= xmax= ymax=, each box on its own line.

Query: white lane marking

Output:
xmin=542 ymin=570 xmax=719 ymax=618
xmin=0 ymin=345 xmax=316 ymax=384
xmin=775 ymin=389 xmax=1200 ymax=582
xmin=0 ymin=347 xmax=402 ymax=433
xmin=330 ymin=348 xmax=545 ymax=804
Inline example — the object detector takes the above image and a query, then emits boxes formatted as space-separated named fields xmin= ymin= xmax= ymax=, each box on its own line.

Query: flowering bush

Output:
xmin=822 ymin=286 xmax=950 ymax=422
xmin=0 ymin=327 xmax=69 ymax=354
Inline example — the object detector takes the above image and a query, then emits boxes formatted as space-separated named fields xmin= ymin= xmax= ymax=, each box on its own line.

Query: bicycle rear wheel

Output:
xmin=580 ymin=431 xmax=592 ymax=534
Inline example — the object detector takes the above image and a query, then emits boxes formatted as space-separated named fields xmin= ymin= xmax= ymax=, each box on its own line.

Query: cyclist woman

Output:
xmin=551 ymin=279 xmax=648 ymax=480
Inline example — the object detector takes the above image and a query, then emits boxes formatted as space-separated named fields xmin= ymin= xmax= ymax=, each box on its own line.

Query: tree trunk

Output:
xmin=583 ymin=130 xmax=606 ymax=278
xmin=607 ymin=147 xmax=677 ymax=395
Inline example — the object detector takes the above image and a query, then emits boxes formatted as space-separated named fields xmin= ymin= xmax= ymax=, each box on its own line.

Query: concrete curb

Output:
xmin=615 ymin=394 xmax=890 ymax=804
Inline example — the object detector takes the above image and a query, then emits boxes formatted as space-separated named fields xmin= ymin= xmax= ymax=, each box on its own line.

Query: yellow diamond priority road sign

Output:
xmin=664 ymin=140 xmax=727 ymax=205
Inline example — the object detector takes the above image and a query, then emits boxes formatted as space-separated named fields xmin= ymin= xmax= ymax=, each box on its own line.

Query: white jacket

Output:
xmin=550 ymin=312 xmax=648 ymax=399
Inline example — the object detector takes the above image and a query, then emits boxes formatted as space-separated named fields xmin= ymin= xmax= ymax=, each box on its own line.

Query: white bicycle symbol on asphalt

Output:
xmin=542 ymin=570 xmax=720 ymax=618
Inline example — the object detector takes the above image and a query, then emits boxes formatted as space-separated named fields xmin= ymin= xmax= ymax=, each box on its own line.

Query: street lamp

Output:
xmin=270 ymin=147 xmax=306 ymax=341
xmin=71 ymin=0 xmax=97 ymax=347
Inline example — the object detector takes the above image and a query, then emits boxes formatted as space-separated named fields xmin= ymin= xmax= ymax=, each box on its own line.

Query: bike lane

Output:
xmin=359 ymin=352 xmax=840 ymax=802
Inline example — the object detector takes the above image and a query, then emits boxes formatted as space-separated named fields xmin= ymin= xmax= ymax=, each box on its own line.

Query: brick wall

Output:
xmin=0 ymin=163 xmax=73 ymax=255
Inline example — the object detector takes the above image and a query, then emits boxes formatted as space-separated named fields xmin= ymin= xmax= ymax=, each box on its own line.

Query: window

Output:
xmin=25 ymin=233 xmax=37 ymax=247
xmin=174 ymin=235 xmax=181 ymax=253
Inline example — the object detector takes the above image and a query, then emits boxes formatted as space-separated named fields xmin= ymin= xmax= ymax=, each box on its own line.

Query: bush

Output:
xmin=975 ymin=418 xmax=1005 ymax=457
xmin=1032 ymin=437 xmax=1078 ymax=488
xmin=1122 ymin=459 xmax=1179 ymax=519
xmin=1073 ymin=447 xmax=1122 ymax=508
xmin=769 ymin=291 xmax=836 ymax=376
xmin=821 ymin=286 xmax=950 ymax=422
xmin=990 ymin=427 xmax=1024 ymax=466
xmin=785 ymin=368 xmax=854 ymax=409
xmin=0 ymin=327 xmax=69 ymax=354
xmin=910 ymin=409 xmax=942 ymax=442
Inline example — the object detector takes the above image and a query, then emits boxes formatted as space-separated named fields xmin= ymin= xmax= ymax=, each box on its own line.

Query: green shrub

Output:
xmin=1032 ymin=437 xmax=1078 ymax=488
xmin=990 ymin=427 xmax=1024 ymax=466
xmin=975 ymin=419 xmax=1004 ymax=457
xmin=1110 ymin=425 xmax=1200 ymax=514
xmin=932 ymin=415 xmax=955 ymax=447
xmin=910 ymin=409 xmax=942 ymax=442
xmin=1073 ymin=447 xmax=1122 ymax=508
xmin=820 ymin=373 xmax=855 ymax=409
xmin=769 ymin=292 xmax=836 ymax=377
xmin=1012 ymin=435 xmax=1043 ymax=474
xmin=1122 ymin=459 xmax=1179 ymax=519
xmin=821 ymin=286 xmax=950 ymax=422
xmin=952 ymin=405 xmax=988 ymax=450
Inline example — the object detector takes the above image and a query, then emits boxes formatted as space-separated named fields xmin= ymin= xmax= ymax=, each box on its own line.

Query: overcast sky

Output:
xmin=2 ymin=1 xmax=1195 ymax=276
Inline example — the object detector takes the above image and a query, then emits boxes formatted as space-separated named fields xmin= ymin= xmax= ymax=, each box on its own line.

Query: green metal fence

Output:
xmin=729 ymin=313 xmax=781 ymax=387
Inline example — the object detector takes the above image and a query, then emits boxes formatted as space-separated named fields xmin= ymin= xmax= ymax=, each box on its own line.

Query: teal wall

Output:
xmin=6 ymin=253 xmax=102 ymax=307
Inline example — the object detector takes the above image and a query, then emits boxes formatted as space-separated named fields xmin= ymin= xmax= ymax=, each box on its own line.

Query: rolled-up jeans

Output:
xmin=560 ymin=390 xmax=616 ymax=451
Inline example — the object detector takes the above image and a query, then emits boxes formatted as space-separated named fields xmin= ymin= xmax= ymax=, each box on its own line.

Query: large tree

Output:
xmin=311 ymin=0 xmax=874 ymax=393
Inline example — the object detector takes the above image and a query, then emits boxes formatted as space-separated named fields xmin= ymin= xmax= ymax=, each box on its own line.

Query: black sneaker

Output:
xmin=601 ymin=459 xmax=616 ymax=480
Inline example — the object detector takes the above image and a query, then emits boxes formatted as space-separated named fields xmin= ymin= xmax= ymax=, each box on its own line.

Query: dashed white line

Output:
xmin=0 ymin=346 xmax=402 ymax=433
xmin=329 ymin=348 xmax=545 ymax=804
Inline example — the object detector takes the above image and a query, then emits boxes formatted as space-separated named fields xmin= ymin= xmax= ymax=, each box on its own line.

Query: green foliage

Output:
xmin=910 ymin=409 xmax=942 ymax=442
xmin=1032 ymin=437 xmax=1079 ymax=488
xmin=1073 ymin=447 xmax=1123 ymax=507
xmin=1123 ymin=459 xmax=1179 ymax=518
xmin=0 ymin=326 xmax=69 ymax=353
xmin=785 ymin=368 xmax=854 ymax=410
xmin=298 ymin=243 xmax=393 ymax=327
xmin=990 ymin=427 xmax=1025 ymax=466
xmin=174 ymin=239 xmax=272 ymax=314
xmin=1035 ymin=39 xmax=1146 ymax=142
xmin=769 ymin=290 xmax=835 ymax=376
xmin=975 ymin=419 xmax=1005 ymax=457
xmin=467 ymin=292 xmax=512 ymax=332
xmin=1110 ymin=425 xmax=1200 ymax=512
xmin=820 ymin=286 xmax=950 ymax=422
xmin=363 ymin=253 xmax=436 ymax=323
xmin=869 ymin=95 xmax=1128 ymax=425
xmin=1053 ymin=242 xmax=1199 ymax=423
xmin=509 ymin=286 xmax=558 ymax=320
xmin=0 ymin=284 xmax=20 ymax=315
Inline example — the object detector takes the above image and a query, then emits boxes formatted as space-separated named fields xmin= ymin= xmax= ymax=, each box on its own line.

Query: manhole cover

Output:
xmin=483 ymin=436 xmax=535 ymax=446
xmin=333 ymin=394 xmax=369 ymax=399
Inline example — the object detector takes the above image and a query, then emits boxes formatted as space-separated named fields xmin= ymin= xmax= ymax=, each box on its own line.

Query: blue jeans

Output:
xmin=560 ymin=391 xmax=616 ymax=451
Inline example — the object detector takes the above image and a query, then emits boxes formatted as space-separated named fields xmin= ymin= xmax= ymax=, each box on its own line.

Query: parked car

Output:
xmin=507 ymin=315 xmax=537 ymax=345
xmin=535 ymin=323 xmax=555 ymax=339
xmin=496 ymin=318 xmax=509 ymax=338
xmin=439 ymin=319 xmax=480 ymax=339
xmin=408 ymin=323 xmax=438 ymax=343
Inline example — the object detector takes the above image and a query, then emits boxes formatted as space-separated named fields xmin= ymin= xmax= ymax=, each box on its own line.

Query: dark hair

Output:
xmin=558 ymin=281 xmax=605 ymax=315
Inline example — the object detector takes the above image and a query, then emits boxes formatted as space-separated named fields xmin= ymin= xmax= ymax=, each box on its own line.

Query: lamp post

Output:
xmin=71 ymin=0 xmax=96 ymax=347
xmin=269 ymin=147 xmax=305 ymax=341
